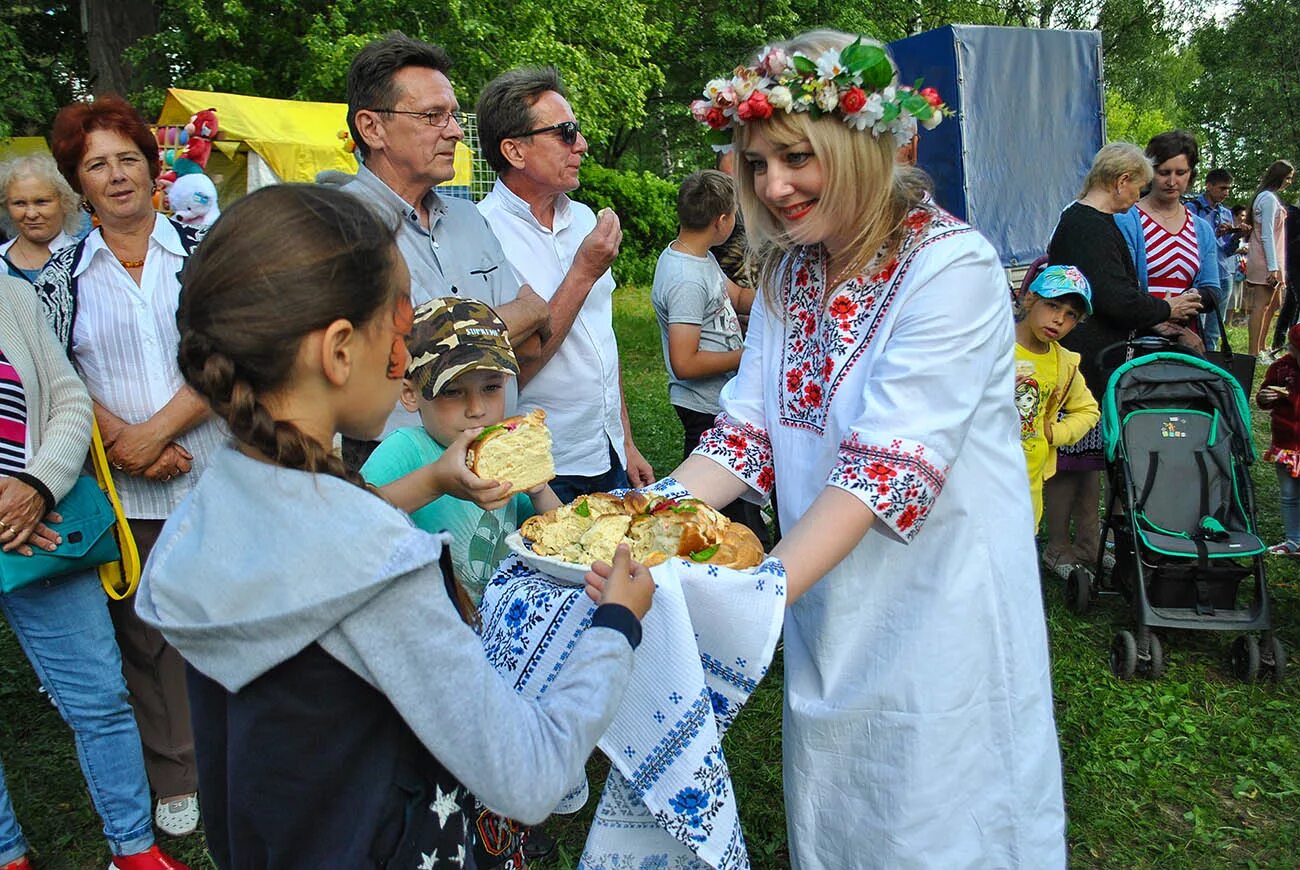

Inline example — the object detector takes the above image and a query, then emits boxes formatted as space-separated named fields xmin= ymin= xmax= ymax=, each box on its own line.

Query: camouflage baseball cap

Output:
xmin=406 ymin=296 xmax=519 ymax=399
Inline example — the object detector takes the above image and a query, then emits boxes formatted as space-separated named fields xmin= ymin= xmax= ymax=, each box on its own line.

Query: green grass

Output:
xmin=1 ymin=294 xmax=1296 ymax=868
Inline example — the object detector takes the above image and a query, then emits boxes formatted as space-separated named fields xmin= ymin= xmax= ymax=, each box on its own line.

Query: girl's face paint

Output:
xmin=387 ymin=293 xmax=414 ymax=380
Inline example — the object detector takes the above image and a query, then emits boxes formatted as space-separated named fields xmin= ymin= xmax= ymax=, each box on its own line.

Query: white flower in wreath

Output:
xmin=704 ymin=78 xmax=730 ymax=100
xmin=814 ymin=49 xmax=847 ymax=80
xmin=815 ymin=81 xmax=840 ymax=112
xmin=921 ymin=109 xmax=944 ymax=130
xmin=767 ymin=85 xmax=794 ymax=111
xmin=731 ymin=74 xmax=756 ymax=100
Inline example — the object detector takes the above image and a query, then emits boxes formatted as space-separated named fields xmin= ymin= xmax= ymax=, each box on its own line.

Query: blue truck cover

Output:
xmin=888 ymin=25 xmax=1105 ymax=267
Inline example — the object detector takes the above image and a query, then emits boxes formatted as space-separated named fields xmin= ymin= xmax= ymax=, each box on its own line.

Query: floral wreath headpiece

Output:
xmin=690 ymin=39 xmax=949 ymax=149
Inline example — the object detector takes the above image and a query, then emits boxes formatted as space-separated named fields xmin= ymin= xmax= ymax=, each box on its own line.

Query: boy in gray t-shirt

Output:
xmin=651 ymin=169 xmax=768 ymax=546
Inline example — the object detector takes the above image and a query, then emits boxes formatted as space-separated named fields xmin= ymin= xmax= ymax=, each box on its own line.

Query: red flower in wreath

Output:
xmin=704 ymin=107 xmax=729 ymax=130
xmin=839 ymin=85 xmax=867 ymax=114
xmin=736 ymin=91 xmax=773 ymax=121
xmin=920 ymin=87 xmax=944 ymax=108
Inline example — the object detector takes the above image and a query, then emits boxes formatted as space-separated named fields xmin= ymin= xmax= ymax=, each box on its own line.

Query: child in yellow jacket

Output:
xmin=1014 ymin=265 xmax=1100 ymax=530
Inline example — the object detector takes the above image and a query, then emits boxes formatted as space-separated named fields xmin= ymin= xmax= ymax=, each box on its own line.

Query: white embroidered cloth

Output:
xmin=479 ymin=521 xmax=785 ymax=870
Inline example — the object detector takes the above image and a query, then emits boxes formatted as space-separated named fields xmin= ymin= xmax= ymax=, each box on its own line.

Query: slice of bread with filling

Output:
xmin=467 ymin=409 xmax=555 ymax=495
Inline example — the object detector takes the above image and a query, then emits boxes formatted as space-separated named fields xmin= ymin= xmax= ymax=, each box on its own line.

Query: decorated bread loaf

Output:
xmin=466 ymin=409 xmax=556 ymax=495
xmin=519 ymin=491 xmax=764 ymax=569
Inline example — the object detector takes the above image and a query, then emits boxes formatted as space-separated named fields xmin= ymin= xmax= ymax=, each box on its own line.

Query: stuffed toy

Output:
xmin=167 ymin=173 xmax=221 ymax=227
xmin=158 ymin=108 xmax=219 ymax=185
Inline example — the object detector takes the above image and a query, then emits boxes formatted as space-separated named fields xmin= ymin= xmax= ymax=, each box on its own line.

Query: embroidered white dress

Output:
xmin=694 ymin=208 xmax=1066 ymax=869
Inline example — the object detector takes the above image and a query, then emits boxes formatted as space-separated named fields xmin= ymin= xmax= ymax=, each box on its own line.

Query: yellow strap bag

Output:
xmin=88 ymin=419 xmax=141 ymax=600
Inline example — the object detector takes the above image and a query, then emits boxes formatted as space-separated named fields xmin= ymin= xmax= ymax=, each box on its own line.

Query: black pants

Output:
xmin=1273 ymin=274 xmax=1300 ymax=349
xmin=674 ymin=405 xmax=772 ymax=548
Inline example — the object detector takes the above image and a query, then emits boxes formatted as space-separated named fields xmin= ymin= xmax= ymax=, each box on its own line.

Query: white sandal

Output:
xmin=154 ymin=793 xmax=200 ymax=836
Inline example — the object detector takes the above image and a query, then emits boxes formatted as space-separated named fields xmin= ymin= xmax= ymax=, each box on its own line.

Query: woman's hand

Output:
xmin=107 ymin=421 xmax=168 ymax=475
xmin=1269 ymin=270 xmax=1284 ymax=289
xmin=433 ymin=428 xmax=514 ymax=511
xmin=141 ymin=442 xmax=194 ymax=482
xmin=584 ymin=544 xmax=654 ymax=618
xmin=0 ymin=477 xmax=60 ymax=554
xmin=1167 ymin=291 xmax=1202 ymax=321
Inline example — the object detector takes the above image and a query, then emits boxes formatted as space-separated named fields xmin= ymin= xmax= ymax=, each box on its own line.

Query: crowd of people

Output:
xmin=0 ymin=23 xmax=1293 ymax=870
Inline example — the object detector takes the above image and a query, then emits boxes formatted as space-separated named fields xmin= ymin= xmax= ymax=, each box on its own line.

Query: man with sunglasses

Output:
xmin=476 ymin=67 xmax=656 ymax=502
xmin=333 ymin=33 xmax=552 ymax=467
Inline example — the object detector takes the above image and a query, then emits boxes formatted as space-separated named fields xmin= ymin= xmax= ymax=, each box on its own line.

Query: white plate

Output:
xmin=505 ymin=531 xmax=592 ymax=586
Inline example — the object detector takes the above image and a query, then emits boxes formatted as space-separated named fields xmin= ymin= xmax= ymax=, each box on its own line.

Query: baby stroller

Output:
xmin=1067 ymin=337 xmax=1286 ymax=682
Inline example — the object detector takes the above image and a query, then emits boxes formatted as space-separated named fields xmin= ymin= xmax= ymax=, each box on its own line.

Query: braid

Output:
xmin=175 ymin=184 xmax=400 ymax=494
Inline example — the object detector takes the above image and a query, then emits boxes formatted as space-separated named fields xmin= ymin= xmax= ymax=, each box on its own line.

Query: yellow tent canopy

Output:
xmin=156 ymin=87 xmax=473 ymax=189
xmin=0 ymin=137 xmax=52 ymax=162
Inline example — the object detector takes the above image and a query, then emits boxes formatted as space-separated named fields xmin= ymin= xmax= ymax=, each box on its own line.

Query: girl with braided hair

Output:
xmin=134 ymin=184 xmax=652 ymax=868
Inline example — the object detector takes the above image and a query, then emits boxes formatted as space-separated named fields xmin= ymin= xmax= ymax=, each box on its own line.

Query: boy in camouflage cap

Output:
xmin=405 ymin=296 xmax=520 ymax=399
xmin=360 ymin=296 xmax=560 ymax=605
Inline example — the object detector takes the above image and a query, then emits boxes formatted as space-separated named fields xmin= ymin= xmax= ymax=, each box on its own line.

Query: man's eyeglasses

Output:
xmin=371 ymin=108 xmax=464 ymax=128
xmin=511 ymin=120 xmax=582 ymax=146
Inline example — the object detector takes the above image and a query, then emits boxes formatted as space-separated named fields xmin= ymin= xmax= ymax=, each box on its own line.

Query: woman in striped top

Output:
xmin=0 ymin=277 xmax=188 ymax=870
xmin=1114 ymin=130 xmax=1218 ymax=353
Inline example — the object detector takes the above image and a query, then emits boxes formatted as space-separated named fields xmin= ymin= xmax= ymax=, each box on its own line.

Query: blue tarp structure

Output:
xmin=889 ymin=25 xmax=1106 ymax=267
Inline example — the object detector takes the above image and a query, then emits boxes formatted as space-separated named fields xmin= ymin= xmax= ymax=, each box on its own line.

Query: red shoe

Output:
xmin=2 ymin=856 xmax=32 ymax=870
xmin=108 ymin=846 xmax=190 ymax=870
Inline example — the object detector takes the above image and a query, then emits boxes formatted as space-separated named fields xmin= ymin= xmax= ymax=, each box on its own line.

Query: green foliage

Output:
xmin=572 ymin=162 xmax=678 ymax=287
xmin=124 ymin=0 xmax=667 ymax=158
xmin=0 ymin=3 xmax=86 ymax=138
xmin=1186 ymin=0 xmax=1300 ymax=188
xmin=1105 ymin=88 xmax=1180 ymax=147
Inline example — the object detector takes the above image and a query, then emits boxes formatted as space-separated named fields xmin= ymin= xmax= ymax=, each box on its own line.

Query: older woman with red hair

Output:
xmin=34 ymin=95 xmax=224 ymax=838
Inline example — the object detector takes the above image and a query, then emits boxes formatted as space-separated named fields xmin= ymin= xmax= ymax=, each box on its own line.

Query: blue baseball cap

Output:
xmin=1027 ymin=265 xmax=1092 ymax=315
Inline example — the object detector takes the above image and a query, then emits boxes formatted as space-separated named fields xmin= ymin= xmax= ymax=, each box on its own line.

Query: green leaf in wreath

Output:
xmin=792 ymin=54 xmax=818 ymax=75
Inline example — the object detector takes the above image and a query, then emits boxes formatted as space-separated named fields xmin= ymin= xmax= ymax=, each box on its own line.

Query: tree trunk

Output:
xmin=82 ymin=0 xmax=158 ymax=96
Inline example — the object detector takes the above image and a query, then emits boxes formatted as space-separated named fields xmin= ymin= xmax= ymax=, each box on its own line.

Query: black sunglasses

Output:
xmin=512 ymin=120 xmax=582 ymax=146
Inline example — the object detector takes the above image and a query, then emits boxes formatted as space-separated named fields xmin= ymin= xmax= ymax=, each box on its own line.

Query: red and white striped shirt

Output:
xmin=1139 ymin=205 xmax=1200 ymax=299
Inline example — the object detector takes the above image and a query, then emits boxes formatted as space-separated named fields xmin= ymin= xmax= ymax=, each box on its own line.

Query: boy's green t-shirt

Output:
xmin=360 ymin=426 xmax=535 ymax=604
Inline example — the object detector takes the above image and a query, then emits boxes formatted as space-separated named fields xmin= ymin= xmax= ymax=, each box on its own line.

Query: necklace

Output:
xmin=116 ymin=255 xmax=145 ymax=269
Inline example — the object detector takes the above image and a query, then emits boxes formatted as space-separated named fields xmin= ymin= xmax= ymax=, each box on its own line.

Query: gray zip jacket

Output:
xmin=135 ymin=445 xmax=633 ymax=824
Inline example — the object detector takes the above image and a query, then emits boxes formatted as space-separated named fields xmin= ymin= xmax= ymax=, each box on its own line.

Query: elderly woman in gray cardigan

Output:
xmin=0 ymin=277 xmax=185 ymax=870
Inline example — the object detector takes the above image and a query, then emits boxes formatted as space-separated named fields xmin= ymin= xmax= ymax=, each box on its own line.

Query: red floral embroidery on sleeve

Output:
xmin=828 ymin=434 xmax=949 ymax=542
xmin=694 ymin=414 xmax=775 ymax=497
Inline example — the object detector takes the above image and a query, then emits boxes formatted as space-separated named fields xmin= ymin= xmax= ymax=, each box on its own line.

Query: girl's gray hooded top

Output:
xmin=135 ymin=445 xmax=634 ymax=824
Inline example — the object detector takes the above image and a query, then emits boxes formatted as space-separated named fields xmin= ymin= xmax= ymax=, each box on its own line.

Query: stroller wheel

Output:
xmin=1110 ymin=631 xmax=1137 ymax=679
xmin=1262 ymin=635 xmax=1287 ymax=682
xmin=1230 ymin=635 xmax=1261 ymax=683
xmin=1065 ymin=567 xmax=1091 ymax=615
xmin=1143 ymin=633 xmax=1166 ymax=679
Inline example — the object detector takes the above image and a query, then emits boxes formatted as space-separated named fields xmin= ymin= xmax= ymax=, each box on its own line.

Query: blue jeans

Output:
xmin=1202 ymin=275 xmax=1233 ymax=352
xmin=549 ymin=439 xmax=631 ymax=504
xmin=1275 ymin=464 xmax=1300 ymax=544
xmin=0 ymin=571 xmax=154 ymax=862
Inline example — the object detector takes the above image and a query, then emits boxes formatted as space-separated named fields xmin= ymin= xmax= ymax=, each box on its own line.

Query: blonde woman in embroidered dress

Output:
xmin=0 ymin=155 xmax=81 ymax=284
xmin=642 ymin=29 xmax=1066 ymax=869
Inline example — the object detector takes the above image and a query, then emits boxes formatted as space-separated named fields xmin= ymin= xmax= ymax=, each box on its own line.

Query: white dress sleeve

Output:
xmin=1257 ymin=192 xmax=1281 ymax=271
xmin=827 ymin=238 xmax=1012 ymax=542
xmin=691 ymin=274 xmax=776 ymax=498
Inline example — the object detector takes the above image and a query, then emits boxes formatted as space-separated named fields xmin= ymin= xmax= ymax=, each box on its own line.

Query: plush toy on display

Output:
xmin=157 ymin=108 xmax=219 ymax=186
xmin=167 ymin=172 xmax=221 ymax=227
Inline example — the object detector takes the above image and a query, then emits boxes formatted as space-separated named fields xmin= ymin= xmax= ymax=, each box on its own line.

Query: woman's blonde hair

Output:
xmin=1078 ymin=142 xmax=1152 ymax=199
xmin=0 ymin=154 xmax=82 ymax=237
xmin=731 ymin=29 xmax=929 ymax=312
